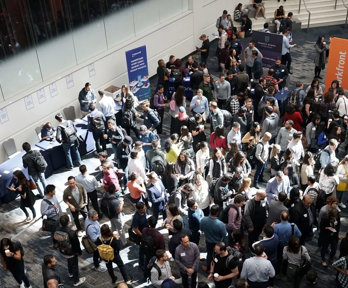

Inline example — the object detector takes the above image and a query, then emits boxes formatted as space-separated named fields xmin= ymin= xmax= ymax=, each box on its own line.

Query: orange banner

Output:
xmin=325 ymin=37 xmax=348 ymax=92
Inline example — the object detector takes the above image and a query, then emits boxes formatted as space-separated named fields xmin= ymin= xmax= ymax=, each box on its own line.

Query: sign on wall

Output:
xmin=125 ymin=45 xmax=151 ymax=102
xmin=325 ymin=37 xmax=348 ymax=92
xmin=252 ymin=31 xmax=283 ymax=68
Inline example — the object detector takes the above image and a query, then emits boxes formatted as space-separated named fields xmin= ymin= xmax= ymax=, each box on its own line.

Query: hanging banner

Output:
xmin=125 ymin=45 xmax=151 ymax=102
xmin=325 ymin=37 xmax=348 ymax=92
xmin=252 ymin=31 xmax=283 ymax=68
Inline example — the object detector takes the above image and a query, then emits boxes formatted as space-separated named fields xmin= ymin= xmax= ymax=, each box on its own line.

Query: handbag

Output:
xmin=28 ymin=179 xmax=37 ymax=190
xmin=337 ymin=166 xmax=348 ymax=191
xmin=296 ymin=247 xmax=311 ymax=275
xmin=42 ymin=218 xmax=58 ymax=232
xmin=81 ymin=225 xmax=97 ymax=253
xmin=128 ymin=227 xmax=141 ymax=245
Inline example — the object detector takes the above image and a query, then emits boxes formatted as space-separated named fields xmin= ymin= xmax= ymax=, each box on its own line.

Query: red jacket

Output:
xmin=284 ymin=112 xmax=303 ymax=131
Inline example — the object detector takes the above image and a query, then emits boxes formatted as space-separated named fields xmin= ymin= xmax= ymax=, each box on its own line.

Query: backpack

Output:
xmin=97 ymin=237 xmax=114 ymax=262
xmin=54 ymin=230 xmax=73 ymax=255
xmin=34 ymin=152 xmax=48 ymax=173
xmin=171 ymin=68 xmax=183 ymax=84
xmin=168 ymin=190 xmax=179 ymax=205
xmin=151 ymin=156 xmax=165 ymax=176
xmin=149 ymin=108 xmax=160 ymax=124
xmin=209 ymin=178 xmax=220 ymax=198
xmin=141 ymin=230 xmax=157 ymax=258
xmin=247 ymin=142 xmax=264 ymax=168
xmin=60 ymin=121 xmax=77 ymax=143
xmin=219 ymin=204 xmax=240 ymax=224
xmin=92 ymin=116 xmax=105 ymax=132
xmin=121 ymin=109 xmax=133 ymax=128
xmin=289 ymin=89 xmax=300 ymax=107
xmin=81 ymin=224 xmax=97 ymax=254
xmin=279 ymin=19 xmax=287 ymax=34
xmin=148 ymin=256 xmax=161 ymax=279
xmin=314 ymin=149 xmax=329 ymax=172
xmin=226 ymin=248 xmax=243 ymax=273
xmin=100 ymin=197 xmax=116 ymax=219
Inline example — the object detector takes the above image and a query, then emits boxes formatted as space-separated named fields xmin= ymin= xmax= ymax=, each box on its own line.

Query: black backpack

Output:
xmin=34 ymin=151 xmax=48 ymax=173
xmin=60 ymin=121 xmax=77 ymax=143
xmin=209 ymin=178 xmax=220 ymax=198
xmin=148 ymin=256 xmax=161 ymax=279
xmin=100 ymin=197 xmax=116 ymax=219
xmin=151 ymin=156 xmax=165 ymax=176
xmin=219 ymin=204 xmax=240 ymax=224
xmin=92 ymin=116 xmax=105 ymax=132
xmin=141 ymin=231 xmax=156 ymax=258
xmin=171 ymin=68 xmax=183 ymax=84
xmin=226 ymin=248 xmax=243 ymax=273
xmin=121 ymin=110 xmax=134 ymax=128
xmin=314 ymin=149 xmax=329 ymax=172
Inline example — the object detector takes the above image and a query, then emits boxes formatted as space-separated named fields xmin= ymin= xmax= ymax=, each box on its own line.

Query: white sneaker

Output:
xmin=19 ymin=283 xmax=25 ymax=288
xmin=94 ymin=266 xmax=107 ymax=272
xmin=339 ymin=203 xmax=346 ymax=209
xmin=77 ymin=230 xmax=83 ymax=237
xmin=25 ymin=217 xmax=31 ymax=222
xmin=73 ymin=277 xmax=86 ymax=286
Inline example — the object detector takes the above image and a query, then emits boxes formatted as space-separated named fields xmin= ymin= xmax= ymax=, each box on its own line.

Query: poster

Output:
xmin=88 ymin=63 xmax=96 ymax=77
xmin=0 ymin=107 xmax=9 ymax=124
xmin=24 ymin=95 xmax=35 ymax=111
xmin=49 ymin=82 xmax=58 ymax=97
xmin=66 ymin=74 xmax=74 ymax=89
xmin=37 ymin=88 xmax=47 ymax=104
xmin=252 ymin=31 xmax=283 ymax=68
xmin=125 ymin=45 xmax=151 ymax=101
xmin=325 ymin=37 xmax=348 ymax=92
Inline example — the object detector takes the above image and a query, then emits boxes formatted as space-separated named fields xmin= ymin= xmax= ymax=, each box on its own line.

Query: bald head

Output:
xmin=255 ymin=191 xmax=266 ymax=201
xmin=117 ymin=283 xmax=129 ymax=288
xmin=303 ymin=194 xmax=313 ymax=207
xmin=280 ymin=211 xmax=289 ymax=222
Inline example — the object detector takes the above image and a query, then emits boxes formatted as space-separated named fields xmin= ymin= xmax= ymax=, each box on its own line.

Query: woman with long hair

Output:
xmin=1 ymin=238 xmax=31 ymax=288
xmin=192 ymin=174 xmax=210 ymax=216
xmin=208 ymin=148 xmax=226 ymax=180
xmin=270 ymin=144 xmax=282 ymax=176
xmin=319 ymin=163 xmax=339 ymax=201
xmin=274 ymin=5 xmax=286 ymax=33
xmin=300 ymin=152 xmax=314 ymax=190
xmin=232 ymin=151 xmax=251 ymax=177
xmin=320 ymin=91 xmax=336 ymax=123
xmin=179 ymin=125 xmax=194 ymax=157
xmin=305 ymin=78 xmax=324 ymax=100
xmin=314 ymin=36 xmax=328 ymax=79
xmin=164 ymin=135 xmax=183 ymax=164
xmin=328 ymin=80 xmax=342 ymax=99
xmin=242 ymin=122 xmax=261 ymax=150
xmin=191 ymin=113 xmax=207 ymax=153
xmin=156 ymin=58 xmax=170 ymax=93
xmin=169 ymin=85 xmax=186 ymax=134
xmin=209 ymin=126 xmax=227 ymax=152
xmin=336 ymin=155 xmax=348 ymax=208
xmin=225 ymin=140 xmax=240 ymax=165
xmin=8 ymin=170 xmax=36 ymax=222
xmin=238 ymin=177 xmax=252 ymax=200
xmin=163 ymin=203 xmax=183 ymax=235
xmin=283 ymin=236 xmax=311 ymax=288
xmin=162 ymin=163 xmax=178 ymax=196
xmin=174 ymin=151 xmax=195 ymax=185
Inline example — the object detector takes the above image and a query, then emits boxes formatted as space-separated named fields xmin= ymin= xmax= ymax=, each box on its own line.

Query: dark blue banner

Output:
xmin=125 ymin=45 xmax=151 ymax=101
xmin=252 ymin=31 xmax=283 ymax=68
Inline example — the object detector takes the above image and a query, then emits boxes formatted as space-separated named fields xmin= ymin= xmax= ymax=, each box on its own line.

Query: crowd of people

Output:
xmin=1 ymin=5 xmax=348 ymax=288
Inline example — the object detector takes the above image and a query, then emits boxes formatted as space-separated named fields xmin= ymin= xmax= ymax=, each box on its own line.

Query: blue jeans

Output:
xmin=32 ymin=172 xmax=46 ymax=196
xmin=254 ymin=160 xmax=267 ymax=186
xmin=62 ymin=142 xmax=82 ymax=169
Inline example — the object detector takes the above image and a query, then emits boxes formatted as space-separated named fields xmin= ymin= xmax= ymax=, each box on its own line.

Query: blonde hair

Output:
xmin=239 ymin=177 xmax=251 ymax=193
xmin=339 ymin=155 xmax=348 ymax=166
xmin=270 ymin=144 xmax=281 ymax=160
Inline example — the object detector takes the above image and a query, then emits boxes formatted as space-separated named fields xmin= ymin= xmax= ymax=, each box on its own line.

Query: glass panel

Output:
xmin=104 ymin=4 xmax=135 ymax=48
xmin=160 ymin=0 xmax=183 ymax=22
xmin=183 ymin=0 xmax=189 ymax=11
xmin=73 ymin=19 xmax=107 ymax=63
xmin=0 ymin=49 xmax=42 ymax=99
xmin=36 ymin=33 xmax=76 ymax=80
xmin=132 ymin=0 xmax=160 ymax=35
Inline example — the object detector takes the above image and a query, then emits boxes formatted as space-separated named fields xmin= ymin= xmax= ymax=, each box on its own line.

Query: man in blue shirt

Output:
xmin=78 ymin=82 xmax=96 ymax=116
xmin=273 ymin=211 xmax=301 ymax=248
xmin=200 ymin=204 xmax=227 ymax=273
xmin=281 ymin=29 xmax=296 ymax=74
xmin=190 ymin=89 xmax=209 ymax=118
xmin=138 ymin=125 xmax=158 ymax=154
xmin=187 ymin=199 xmax=204 ymax=245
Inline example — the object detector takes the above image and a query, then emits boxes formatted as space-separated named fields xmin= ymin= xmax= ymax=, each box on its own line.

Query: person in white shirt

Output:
xmin=98 ymin=90 xmax=116 ymax=122
xmin=195 ymin=142 xmax=210 ymax=175
xmin=128 ymin=151 xmax=147 ymax=182
xmin=336 ymin=155 xmax=348 ymax=208
xmin=281 ymin=29 xmax=296 ymax=74
xmin=227 ymin=122 xmax=242 ymax=147
xmin=192 ymin=174 xmax=210 ymax=216
xmin=336 ymin=90 xmax=348 ymax=118
xmin=75 ymin=164 xmax=101 ymax=216
xmin=287 ymin=132 xmax=304 ymax=171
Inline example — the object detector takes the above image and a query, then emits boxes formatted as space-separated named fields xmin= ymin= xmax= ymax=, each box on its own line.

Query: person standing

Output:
xmin=187 ymin=199 xmax=204 ymax=245
xmin=200 ymin=204 xmax=228 ymax=273
xmin=276 ymin=120 xmax=295 ymax=154
xmin=102 ymin=161 xmax=121 ymax=197
xmin=98 ymin=90 xmax=116 ymax=122
xmin=332 ymin=256 xmax=348 ymax=288
xmin=199 ymin=74 xmax=214 ymax=102
xmin=76 ymin=164 xmax=101 ymax=216
xmin=314 ymin=36 xmax=329 ymax=79
xmin=0 ymin=238 xmax=31 ymax=288
xmin=244 ymin=41 xmax=263 ymax=80
xmin=272 ymin=57 xmax=288 ymax=90
xmin=42 ymin=255 xmax=62 ymax=288
xmin=147 ymin=172 xmax=168 ymax=221
xmin=190 ymin=89 xmax=210 ymax=118
xmin=253 ymin=132 xmax=271 ymax=188
xmin=87 ymin=104 xmax=107 ymax=153
xmin=215 ymin=74 xmax=231 ymax=109
xmin=22 ymin=142 xmax=46 ymax=198
xmin=78 ymin=82 xmax=97 ymax=116
xmin=198 ymin=34 xmax=210 ymax=64
xmin=141 ymin=100 xmax=160 ymax=132
xmin=208 ymin=242 xmax=239 ymax=288
xmin=240 ymin=243 xmax=275 ymax=288
xmin=55 ymin=113 xmax=82 ymax=170
xmin=281 ymin=29 xmax=296 ymax=74
xmin=55 ymin=214 xmax=86 ymax=286
xmin=104 ymin=119 xmax=126 ymax=163
xmin=153 ymin=85 xmax=167 ymax=134
xmin=175 ymin=234 xmax=200 ymax=288
xmin=63 ymin=176 xmax=88 ymax=236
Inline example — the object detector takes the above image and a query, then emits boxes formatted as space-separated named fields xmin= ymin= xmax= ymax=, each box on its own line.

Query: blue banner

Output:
xmin=125 ymin=45 xmax=151 ymax=101
xmin=252 ymin=31 xmax=283 ymax=68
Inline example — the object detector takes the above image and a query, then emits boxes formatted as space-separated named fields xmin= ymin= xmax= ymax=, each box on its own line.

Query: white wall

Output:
xmin=0 ymin=0 xmax=237 ymax=163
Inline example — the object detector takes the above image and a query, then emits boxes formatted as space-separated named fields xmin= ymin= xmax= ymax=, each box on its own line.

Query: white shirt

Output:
xmin=287 ymin=139 xmax=304 ymax=164
xmin=76 ymin=173 xmax=100 ymax=193
xmin=196 ymin=149 xmax=210 ymax=172
xmin=99 ymin=95 xmax=116 ymax=117
xmin=128 ymin=158 xmax=147 ymax=182
xmin=336 ymin=96 xmax=348 ymax=117
xmin=282 ymin=35 xmax=295 ymax=55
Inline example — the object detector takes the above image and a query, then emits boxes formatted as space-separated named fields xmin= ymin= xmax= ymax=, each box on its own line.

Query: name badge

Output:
xmin=145 ymin=117 xmax=148 ymax=119
xmin=181 ymin=253 xmax=186 ymax=257
xmin=214 ymin=258 xmax=218 ymax=263
xmin=281 ymin=69 xmax=285 ymax=72
xmin=304 ymin=214 xmax=308 ymax=218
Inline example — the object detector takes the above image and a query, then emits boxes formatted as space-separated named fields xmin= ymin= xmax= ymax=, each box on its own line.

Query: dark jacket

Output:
xmin=289 ymin=201 xmax=316 ymax=239
xmin=107 ymin=126 xmax=126 ymax=147
xmin=147 ymin=180 xmax=167 ymax=211
xmin=190 ymin=70 xmax=204 ymax=90
xmin=169 ymin=228 xmax=192 ymax=258
xmin=116 ymin=142 xmax=131 ymax=169
xmin=42 ymin=264 xmax=61 ymax=288
xmin=142 ymin=109 xmax=160 ymax=130
xmin=57 ymin=226 xmax=82 ymax=255
xmin=244 ymin=198 xmax=269 ymax=230
xmin=19 ymin=184 xmax=36 ymax=207
xmin=22 ymin=150 xmax=46 ymax=176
